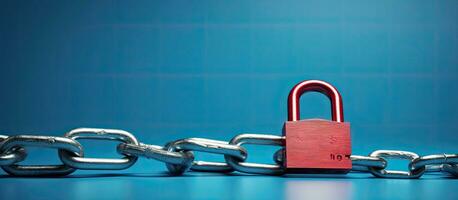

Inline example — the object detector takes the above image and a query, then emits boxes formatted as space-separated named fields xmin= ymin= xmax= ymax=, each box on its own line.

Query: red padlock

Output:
xmin=283 ymin=80 xmax=352 ymax=174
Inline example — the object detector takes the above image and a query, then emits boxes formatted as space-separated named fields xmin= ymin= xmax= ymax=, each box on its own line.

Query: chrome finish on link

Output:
xmin=0 ymin=135 xmax=26 ymax=166
xmin=164 ymin=138 xmax=248 ymax=175
xmin=273 ymin=148 xmax=285 ymax=165
xmin=117 ymin=143 xmax=194 ymax=172
xmin=442 ymin=164 xmax=458 ymax=176
xmin=0 ymin=148 xmax=26 ymax=166
xmin=350 ymin=155 xmax=387 ymax=172
xmin=0 ymin=135 xmax=83 ymax=176
xmin=58 ymin=128 xmax=139 ymax=170
xmin=425 ymin=164 xmax=443 ymax=172
xmin=410 ymin=154 xmax=458 ymax=176
xmin=368 ymin=150 xmax=426 ymax=179
xmin=410 ymin=154 xmax=458 ymax=170
xmin=169 ymin=138 xmax=247 ymax=173
xmin=1 ymin=129 xmax=458 ymax=178
xmin=224 ymin=134 xmax=285 ymax=175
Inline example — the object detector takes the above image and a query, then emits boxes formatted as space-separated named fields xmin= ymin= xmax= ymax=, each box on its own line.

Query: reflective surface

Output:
xmin=0 ymin=171 xmax=457 ymax=200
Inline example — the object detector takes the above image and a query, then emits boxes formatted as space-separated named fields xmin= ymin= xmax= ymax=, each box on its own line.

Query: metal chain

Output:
xmin=0 ymin=128 xmax=457 ymax=178
xmin=0 ymin=135 xmax=83 ymax=176
xmin=59 ymin=128 xmax=139 ymax=170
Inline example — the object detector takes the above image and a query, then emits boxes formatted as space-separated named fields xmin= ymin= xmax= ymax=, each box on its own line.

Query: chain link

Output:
xmin=442 ymin=164 xmax=458 ymax=176
xmin=169 ymin=138 xmax=246 ymax=173
xmin=411 ymin=154 xmax=458 ymax=176
xmin=0 ymin=135 xmax=83 ymax=176
xmin=367 ymin=150 xmax=427 ymax=178
xmin=224 ymin=134 xmax=285 ymax=175
xmin=59 ymin=128 xmax=139 ymax=170
xmin=0 ymin=135 xmax=26 ymax=166
xmin=117 ymin=143 xmax=194 ymax=170
xmin=0 ymin=128 xmax=457 ymax=178
xmin=350 ymin=155 xmax=387 ymax=172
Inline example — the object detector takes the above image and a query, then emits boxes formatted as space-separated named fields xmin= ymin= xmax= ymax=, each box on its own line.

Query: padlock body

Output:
xmin=283 ymin=119 xmax=352 ymax=173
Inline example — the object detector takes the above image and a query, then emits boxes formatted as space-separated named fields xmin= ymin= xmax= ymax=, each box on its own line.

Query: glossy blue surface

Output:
xmin=1 ymin=0 xmax=458 ymax=199
xmin=1 ymin=173 xmax=458 ymax=200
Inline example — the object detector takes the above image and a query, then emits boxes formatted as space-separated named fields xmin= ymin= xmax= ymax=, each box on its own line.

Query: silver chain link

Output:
xmin=59 ymin=128 xmax=139 ymax=170
xmin=0 ymin=135 xmax=83 ymax=176
xmin=0 ymin=135 xmax=27 ymax=166
xmin=367 ymin=150 xmax=426 ymax=178
xmin=224 ymin=134 xmax=285 ymax=175
xmin=0 ymin=127 xmax=457 ymax=178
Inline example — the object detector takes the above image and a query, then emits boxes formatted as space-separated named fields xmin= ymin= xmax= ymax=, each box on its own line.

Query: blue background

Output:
xmin=1 ymin=0 xmax=458 ymax=199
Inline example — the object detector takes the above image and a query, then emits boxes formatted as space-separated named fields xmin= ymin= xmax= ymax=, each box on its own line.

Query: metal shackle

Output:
xmin=287 ymin=80 xmax=344 ymax=122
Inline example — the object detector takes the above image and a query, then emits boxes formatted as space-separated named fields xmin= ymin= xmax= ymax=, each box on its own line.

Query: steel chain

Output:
xmin=224 ymin=134 xmax=285 ymax=175
xmin=0 ymin=135 xmax=83 ymax=176
xmin=0 ymin=135 xmax=27 ymax=166
xmin=166 ymin=138 xmax=247 ymax=173
xmin=58 ymin=128 xmax=139 ymax=170
xmin=0 ymin=128 xmax=457 ymax=178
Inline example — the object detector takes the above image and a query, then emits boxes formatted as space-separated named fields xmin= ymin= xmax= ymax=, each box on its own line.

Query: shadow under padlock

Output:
xmin=282 ymin=80 xmax=352 ymax=174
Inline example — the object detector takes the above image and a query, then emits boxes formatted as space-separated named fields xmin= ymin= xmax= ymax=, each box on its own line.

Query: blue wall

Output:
xmin=0 ymin=1 xmax=457 ymax=172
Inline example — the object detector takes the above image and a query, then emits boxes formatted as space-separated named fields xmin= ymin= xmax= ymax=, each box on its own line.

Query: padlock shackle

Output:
xmin=287 ymin=80 xmax=344 ymax=122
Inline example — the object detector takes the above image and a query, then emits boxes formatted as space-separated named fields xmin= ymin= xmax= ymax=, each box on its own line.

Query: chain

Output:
xmin=0 ymin=128 xmax=457 ymax=178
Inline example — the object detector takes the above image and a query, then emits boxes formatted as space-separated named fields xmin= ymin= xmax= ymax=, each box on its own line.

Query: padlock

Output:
xmin=282 ymin=80 xmax=352 ymax=174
